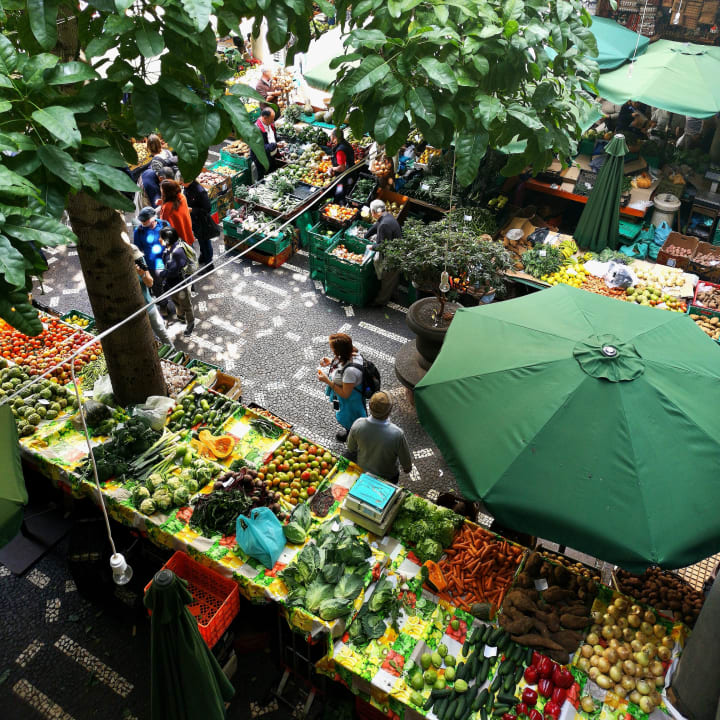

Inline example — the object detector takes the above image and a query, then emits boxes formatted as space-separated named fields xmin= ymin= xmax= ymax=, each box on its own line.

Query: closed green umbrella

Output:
xmin=574 ymin=133 xmax=627 ymax=253
xmin=416 ymin=285 xmax=720 ymax=572
xmin=144 ymin=569 xmax=234 ymax=720
xmin=0 ymin=403 xmax=27 ymax=548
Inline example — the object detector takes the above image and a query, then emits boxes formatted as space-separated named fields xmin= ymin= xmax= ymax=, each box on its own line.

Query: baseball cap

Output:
xmin=138 ymin=207 xmax=156 ymax=222
xmin=369 ymin=391 xmax=392 ymax=420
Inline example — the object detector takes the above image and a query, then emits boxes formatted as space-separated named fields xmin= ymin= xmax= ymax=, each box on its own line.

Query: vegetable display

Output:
xmin=167 ymin=388 xmax=239 ymax=434
xmin=321 ymin=204 xmax=358 ymax=224
xmin=79 ymin=355 xmax=108 ymax=390
xmin=160 ymin=360 xmax=195 ymax=398
xmin=347 ymin=576 xmax=401 ymax=646
xmin=391 ymin=494 xmax=463 ymax=563
xmin=330 ymin=244 xmax=367 ymax=264
xmin=279 ymin=522 xmax=374 ymax=621
xmin=349 ymin=176 xmax=376 ymax=201
xmin=283 ymin=501 xmax=312 ymax=544
xmin=521 ymin=246 xmax=565 ymax=278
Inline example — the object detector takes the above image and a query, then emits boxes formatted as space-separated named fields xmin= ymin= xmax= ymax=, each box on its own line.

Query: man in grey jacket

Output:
xmin=346 ymin=391 xmax=412 ymax=483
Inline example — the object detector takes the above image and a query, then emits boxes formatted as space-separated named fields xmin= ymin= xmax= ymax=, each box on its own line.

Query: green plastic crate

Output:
xmin=325 ymin=234 xmax=375 ymax=282
xmin=308 ymin=222 xmax=341 ymax=256
xmin=219 ymin=150 xmax=249 ymax=169
xmin=295 ymin=210 xmax=319 ymax=248
xmin=252 ymin=232 xmax=288 ymax=256
xmin=309 ymin=254 xmax=327 ymax=283
xmin=61 ymin=310 xmax=95 ymax=332
xmin=343 ymin=220 xmax=371 ymax=243
xmin=222 ymin=215 xmax=247 ymax=239
xmin=325 ymin=274 xmax=379 ymax=306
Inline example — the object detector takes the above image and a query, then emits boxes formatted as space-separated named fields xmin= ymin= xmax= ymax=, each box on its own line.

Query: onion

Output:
xmin=587 ymin=632 xmax=600 ymax=646
xmin=577 ymin=657 xmax=591 ymax=671
xmin=629 ymin=691 xmax=641 ymax=705
xmin=651 ymin=690 xmax=663 ymax=705
xmin=602 ymin=626 xmax=614 ymax=640
xmin=612 ymin=625 xmax=623 ymax=639
xmin=614 ymin=684 xmax=627 ymax=699
xmin=640 ymin=621 xmax=653 ymax=635
xmin=622 ymin=660 xmax=636 ymax=676
xmin=608 ymin=639 xmax=620 ymax=650
xmin=627 ymin=613 xmax=641 ymax=628
xmin=589 ymin=655 xmax=600 ymax=667
xmin=639 ymin=696 xmax=655 ymax=713
xmin=602 ymin=613 xmax=613 ymax=625
xmin=590 ymin=624 xmax=602 ymax=636
xmin=581 ymin=644 xmax=594 ymax=659
xmin=614 ymin=597 xmax=628 ymax=611
xmin=655 ymin=675 xmax=666 ymax=688
xmin=662 ymin=636 xmax=675 ymax=650
xmin=621 ymin=676 xmax=636 ymax=691
xmin=644 ymin=610 xmax=656 ymax=624
xmin=657 ymin=646 xmax=671 ymax=662
xmin=630 ymin=604 xmax=643 ymax=615
xmin=653 ymin=623 xmax=666 ymax=639
xmin=636 ymin=679 xmax=651 ymax=695
xmin=604 ymin=647 xmax=618 ymax=664
xmin=617 ymin=617 xmax=629 ymax=629
xmin=617 ymin=646 xmax=630 ymax=661
xmin=642 ymin=643 xmax=657 ymax=658
xmin=607 ymin=604 xmax=619 ymax=617
xmin=623 ymin=628 xmax=635 ymax=641
xmin=635 ymin=631 xmax=647 ymax=643
xmin=634 ymin=651 xmax=650 ymax=667
xmin=588 ymin=667 xmax=600 ymax=681
xmin=593 ymin=644 xmax=605 ymax=656
xmin=580 ymin=696 xmax=595 ymax=713
xmin=591 ymin=610 xmax=603 ymax=624
xmin=609 ymin=665 xmax=622 ymax=682
xmin=630 ymin=640 xmax=643 ymax=653
xmin=596 ymin=674 xmax=612 ymax=689
xmin=597 ymin=657 xmax=610 ymax=674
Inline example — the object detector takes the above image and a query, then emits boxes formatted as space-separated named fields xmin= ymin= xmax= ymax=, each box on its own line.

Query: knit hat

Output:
xmin=138 ymin=207 xmax=156 ymax=222
xmin=368 ymin=391 xmax=392 ymax=420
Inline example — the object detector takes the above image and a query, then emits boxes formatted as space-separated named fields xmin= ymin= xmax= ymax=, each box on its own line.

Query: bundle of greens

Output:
xmin=279 ymin=523 xmax=373 ymax=621
xmin=346 ymin=576 xmax=400 ymax=646
xmin=298 ymin=124 xmax=329 ymax=146
xmin=593 ymin=247 xmax=630 ymax=265
xmin=189 ymin=488 xmax=252 ymax=537
xmin=391 ymin=495 xmax=463 ymax=563
xmin=521 ymin=245 xmax=565 ymax=278
xmin=283 ymin=502 xmax=312 ymax=544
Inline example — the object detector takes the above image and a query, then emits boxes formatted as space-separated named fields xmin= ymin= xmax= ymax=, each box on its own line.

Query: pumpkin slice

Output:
xmin=198 ymin=429 xmax=235 ymax=459
xmin=423 ymin=560 xmax=447 ymax=593
xmin=190 ymin=438 xmax=215 ymax=460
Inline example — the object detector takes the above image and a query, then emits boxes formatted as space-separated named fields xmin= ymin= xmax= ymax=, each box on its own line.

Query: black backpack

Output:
xmin=349 ymin=358 xmax=381 ymax=399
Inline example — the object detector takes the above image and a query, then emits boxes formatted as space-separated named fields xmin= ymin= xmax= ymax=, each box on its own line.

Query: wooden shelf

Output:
xmin=525 ymin=179 xmax=647 ymax=218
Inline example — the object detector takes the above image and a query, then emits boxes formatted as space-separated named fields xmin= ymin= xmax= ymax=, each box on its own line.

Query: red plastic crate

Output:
xmin=144 ymin=551 xmax=240 ymax=648
xmin=692 ymin=280 xmax=720 ymax=307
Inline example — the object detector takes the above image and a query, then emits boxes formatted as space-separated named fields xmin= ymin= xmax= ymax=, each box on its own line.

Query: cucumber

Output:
xmin=487 ymin=628 xmax=503 ymax=646
xmin=496 ymin=633 xmax=510 ymax=653
xmin=454 ymin=695 xmax=468 ymax=720
xmin=502 ymin=674 xmax=514 ymax=693
xmin=434 ymin=697 xmax=448 ymax=719
xmin=480 ymin=709 xmax=488 ymax=720
xmin=513 ymin=665 xmax=524 ymax=686
xmin=479 ymin=624 xmax=491 ymax=644
xmin=492 ymin=705 xmax=510 ymax=717
xmin=467 ymin=653 xmax=478 ymax=678
xmin=462 ymin=639 xmax=471 ymax=657
xmin=473 ymin=689 xmax=489 ymax=712
xmin=424 ymin=696 xmax=435 ymax=712
xmin=478 ymin=658 xmax=490 ymax=684
xmin=525 ymin=647 xmax=533 ymax=666
xmin=455 ymin=662 xmax=466 ymax=681
xmin=496 ymin=693 xmax=519 ymax=707
xmin=444 ymin=697 xmax=458 ymax=720
xmin=431 ymin=688 xmax=452 ymax=699
xmin=498 ymin=661 xmax=513 ymax=676
xmin=490 ymin=673 xmax=502 ymax=693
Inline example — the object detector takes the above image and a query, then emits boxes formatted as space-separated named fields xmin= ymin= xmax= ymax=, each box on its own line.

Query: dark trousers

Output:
xmin=197 ymin=235 xmax=214 ymax=265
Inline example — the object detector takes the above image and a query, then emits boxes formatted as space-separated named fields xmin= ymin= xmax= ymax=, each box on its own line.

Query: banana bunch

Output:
xmin=558 ymin=238 xmax=578 ymax=260
xmin=487 ymin=195 xmax=508 ymax=209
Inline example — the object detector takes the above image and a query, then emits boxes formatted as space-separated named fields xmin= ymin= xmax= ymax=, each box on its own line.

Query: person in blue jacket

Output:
xmin=134 ymin=207 xmax=170 ymax=312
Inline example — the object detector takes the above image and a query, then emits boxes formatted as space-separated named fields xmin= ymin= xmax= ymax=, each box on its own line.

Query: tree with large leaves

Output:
xmin=330 ymin=0 xmax=599 ymax=186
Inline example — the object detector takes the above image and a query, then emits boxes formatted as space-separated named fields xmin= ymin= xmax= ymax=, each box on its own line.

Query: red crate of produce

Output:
xmin=144 ymin=551 xmax=240 ymax=648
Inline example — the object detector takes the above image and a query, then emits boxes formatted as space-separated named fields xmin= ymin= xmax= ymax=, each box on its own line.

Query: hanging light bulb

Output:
xmin=439 ymin=270 xmax=450 ymax=293
xmin=110 ymin=553 xmax=133 ymax=585
xmin=672 ymin=0 xmax=683 ymax=24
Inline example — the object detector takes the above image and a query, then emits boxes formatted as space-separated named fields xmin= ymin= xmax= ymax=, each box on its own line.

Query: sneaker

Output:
xmin=183 ymin=321 xmax=195 ymax=337
xmin=335 ymin=429 xmax=348 ymax=442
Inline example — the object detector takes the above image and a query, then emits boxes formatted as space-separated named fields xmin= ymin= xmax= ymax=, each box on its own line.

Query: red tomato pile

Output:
xmin=0 ymin=316 xmax=101 ymax=384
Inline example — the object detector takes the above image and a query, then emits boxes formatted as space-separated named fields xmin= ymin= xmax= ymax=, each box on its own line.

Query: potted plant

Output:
xmin=383 ymin=210 xmax=512 ymax=379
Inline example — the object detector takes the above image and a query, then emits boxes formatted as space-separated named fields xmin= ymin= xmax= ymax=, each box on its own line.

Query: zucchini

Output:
xmin=478 ymin=624 xmax=490 ymax=644
xmin=473 ymin=689 xmax=489 ymax=712
xmin=478 ymin=658 xmax=490 ymax=684
xmin=480 ymin=709 xmax=488 ymax=720
xmin=492 ymin=705 xmax=510 ymax=717
xmin=454 ymin=695 xmax=468 ymax=720
xmin=502 ymin=674 xmax=514 ymax=693
xmin=487 ymin=628 xmax=503 ymax=646
xmin=490 ymin=673 xmax=502 ymax=693
xmin=431 ymin=688 xmax=452 ymax=699
xmin=444 ymin=697 xmax=458 ymax=720
xmin=172 ymin=351 xmax=184 ymax=363
xmin=496 ymin=693 xmax=519 ymax=707
xmin=158 ymin=345 xmax=170 ymax=358
xmin=513 ymin=665 xmax=524 ymax=686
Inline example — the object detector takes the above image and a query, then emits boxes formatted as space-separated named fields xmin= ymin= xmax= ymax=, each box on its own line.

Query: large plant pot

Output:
xmin=395 ymin=298 xmax=460 ymax=391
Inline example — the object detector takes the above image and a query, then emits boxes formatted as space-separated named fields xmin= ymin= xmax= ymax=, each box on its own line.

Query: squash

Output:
xmin=470 ymin=602 xmax=492 ymax=621
xmin=198 ymin=430 xmax=236 ymax=459
xmin=424 ymin=560 xmax=447 ymax=592
xmin=190 ymin=438 xmax=215 ymax=460
xmin=636 ymin=173 xmax=652 ymax=189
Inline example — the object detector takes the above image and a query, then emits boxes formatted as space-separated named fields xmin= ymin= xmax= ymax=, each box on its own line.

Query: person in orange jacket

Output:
xmin=158 ymin=180 xmax=195 ymax=246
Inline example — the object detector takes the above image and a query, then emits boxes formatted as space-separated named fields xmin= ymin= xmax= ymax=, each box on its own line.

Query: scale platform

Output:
xmin=342 ymin=474 xmax=403 ymax=535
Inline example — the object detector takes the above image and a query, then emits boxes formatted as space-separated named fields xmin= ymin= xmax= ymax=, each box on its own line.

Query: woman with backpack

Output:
xmin=317 ymin=332 xmax=367 ymax=442
xmin=160 ymin=226 xmax=195 ymax=336
xmin=159 ymin=180 xmax=195 ymax=246
xmin=177 ymin=173 xmax=218 ymax=271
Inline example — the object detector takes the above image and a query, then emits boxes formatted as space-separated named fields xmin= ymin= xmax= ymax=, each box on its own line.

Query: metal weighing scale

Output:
xmin=686 ymin=187 xmax=720 ymax=244
xmin=341 ymin=473 xmax=404 ymax=535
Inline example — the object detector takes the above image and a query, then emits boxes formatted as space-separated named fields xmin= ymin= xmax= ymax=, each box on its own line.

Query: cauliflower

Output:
xmin=139 ymin=498 xmax=157 ymax=515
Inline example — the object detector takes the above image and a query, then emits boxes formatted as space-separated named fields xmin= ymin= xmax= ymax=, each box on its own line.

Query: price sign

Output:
xmin=464 ymin=215 xmax=473 ymax=222
xmin=539 ymin=249 xmax=547 ymax=257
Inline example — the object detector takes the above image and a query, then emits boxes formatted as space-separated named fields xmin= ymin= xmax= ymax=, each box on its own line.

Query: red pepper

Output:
xmin=531 ymin=651 xmax=543 ymax=667
xmin=501 ymin=714 xmax=517 ymax=720
xmin=515 ymin=703 xmax=528 ymax=717
xmin=552 ymin=666 xmax=573 ymax=689
xmin=538 ymin=679 xmax=553 ymax=698
xmin=528 ymin=710 xmax=543 ymax=720
xmin=524 ymin=666 xmax=539 ymax=685
xmin=538 ymin=657 xmax=554 ymax=679
xmin=551 ymin=687 xmax=566 ymax=705
xmin=544 ymin=700 xmax=561 ymax=719
xmin=521 ymin=687 xmax=538 ymax=706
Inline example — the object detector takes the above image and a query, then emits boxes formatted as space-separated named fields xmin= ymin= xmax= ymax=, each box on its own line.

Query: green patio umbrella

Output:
xmin=0 ymin=403 xmax=27 ymax=549
xmin=598 ymin=40 xmax=720 ymax=117
xmin=416 ymin=285 xmax=720 ymax=572
xmin=144 ymin=570 xmax=234 ymax=720
xmin=573 ymin=133 xmax=627 ymax=253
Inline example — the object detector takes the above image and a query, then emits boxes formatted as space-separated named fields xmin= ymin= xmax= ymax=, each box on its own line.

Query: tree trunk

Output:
xmin=66 ymin=192 xmax=166 ymax=405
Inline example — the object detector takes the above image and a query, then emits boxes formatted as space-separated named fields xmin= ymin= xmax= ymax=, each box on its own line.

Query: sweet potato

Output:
xmin=499 ymin=616 xmax=535 ymax=634
xmin=505 ymin=589 xmax=539 ymax=614
xmin=551 ymin=629 xmax=584 ymax=653
xmin=514 ymin=572 xmax=533 ymax=589
xmin=561 ymin=604 xmax=589 ymax=617
xmin=510 ymin=634 xmax=565 ymax=651
xmin=534 ymin=609 xmax=561 ymax=633
xmin=560 ymin=613 xmax=590 ymax=629
xmin=524 ymin=552 xmax=543 ymax=578
xmin=543 ymin=586 xmax=576 ymax=604
xmin=546 ymin=648 xmax=571 ymax=664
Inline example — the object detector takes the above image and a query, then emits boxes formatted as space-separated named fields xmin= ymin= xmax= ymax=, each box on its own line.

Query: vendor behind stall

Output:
xmin=255 ymin=67 xmax=279 ymax=108
xmin=250 ymin=108 xmax=280 ymax=181
xmin=328 ymin=127 xmax=355 ymax=200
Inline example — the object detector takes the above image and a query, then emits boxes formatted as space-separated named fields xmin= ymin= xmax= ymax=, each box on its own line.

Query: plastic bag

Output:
xmin=654 ymin=221 xmax=671 ymax=247
xmin=93 ymin=375 xmax=115 ymax=405
xmin=236 ymin=507 xmax=285 ymax=569
xmin=527 ymin=227 xmax=550 ymax=246
xmin=604 ymin=261 xmax=635 ymax=289
xmin=132 ymin=396 xmax=175 ymax=432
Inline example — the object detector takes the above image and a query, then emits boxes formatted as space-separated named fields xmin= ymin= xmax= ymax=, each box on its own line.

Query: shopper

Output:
xmin=159 ymin=180 xmax=195 ymax=246
xmin=133 ymin=207 xmax=170 ymax=309
xmin=250 ymin=108 xmax=279 ymax=181
xmin=316 ymin=333 xmax=367 ymax=442
xmin=130 ymin=245 xmax=173 ymax=347
xmin=178 ymin=174 xmax=217 ymax=270
xmin=366 ymin=199 xmax=402 ymax=307
xmin=677 ymin=116 xmax=703 ymax=150
xmin=328 ymin=127 xmax=355 ymax=200
xmin=160 ymin=226 xmax=195 ymax=336
xmin=346 ymin=391 xmax=411 ymax=483
xmin=137 ymin=165 xmax=163 ymax=209
xmin=147 ymin=134 xmax=178 ymax=175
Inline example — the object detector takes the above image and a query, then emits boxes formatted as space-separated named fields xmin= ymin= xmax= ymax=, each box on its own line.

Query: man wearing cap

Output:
xmin=134 ymin=207 xmax=169 ymax=304
xmin=365 ymin=199 xmax=402 ymax=307
xmin=346 ymin=391 xmax=412 ymax=484
xmin=129 ymin=244 xmax=174 ymax=348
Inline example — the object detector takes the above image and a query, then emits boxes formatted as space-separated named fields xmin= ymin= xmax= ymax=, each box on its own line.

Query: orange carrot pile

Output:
xmin=435 ymin=523 xmax=524 ymax=612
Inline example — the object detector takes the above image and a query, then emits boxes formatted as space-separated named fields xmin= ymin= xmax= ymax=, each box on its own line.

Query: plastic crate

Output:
xmin=61 ymin=310 xmax=95 ymax=332
xmin=244 ymin=242 xmax=294 ymax=268
xmin=692 ymin=280 xmax=720 ymax=308
xmin=295 ymin=210 xmax=319 ymax=248
xmin=343 ymin=220 xmax=372 ymax=243
xmin=144 ymin=552 xmax=240 ymax=648
xmin=376 ymin=187 xmax=409 ymax=222
xmin=201 ymin=171 xmax=232 ymax=200
xmin=253 ymin=232 xmax=289 ymax=256
xmin=657 ymin=231 xmax=699 ymax=269
xmin=219 ymin=149 xmax=249 ymax=169
xmin=687 ymin=304 xmax=720 ymax=344
xmin=318 ymin=202 xmax=359 ymax=229
xmin=347 ymin=172 xmax=378 ymax=208
xmin=212 ymin=191 xmax=233 ymax=220
xmin=307 ymin=222 xmax=341 ymax=256
xmin=325 ymin=234 xmax=375 ymax=281
xmin=325 ymin=276 xmax=378 ymax=306
xmin=308 ymin=253 xmax=327 ymax=283
xmin=688 ymin=243 xmax=720 ymax=283
xmin=222 ymin=214 xmax=246 ymax=239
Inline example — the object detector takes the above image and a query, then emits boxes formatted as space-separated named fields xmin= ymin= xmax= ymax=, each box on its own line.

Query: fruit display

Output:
xmin=63 ymin=313 xmax=92 ymax=329
xmin=384 ymin=200 xmax=403 ymax=218
xmin=625 ymin=285 xmax=687 ymax=311
xmin=160 ymin=360 xmax=195 ymax=398
xmin=167 ymin=388 xmax=240 ymax=434
xmin=692 ymin=247 xmax=720 ymax=265
xmin=540 ymin=262 xmax=589 ymax=288
xmin=320 ymin=204 xmax=357 ymax=224
xmin=197 ymin=170 xmax=229 ymax=191
xmin=258 ymin=435 xmax=337 ymax=505
xmin=694 ymin=281 xmax=720 ymax=309
xmin=1 ymin=364 xmax=77 ymax=436
xmin=223 ymin=139 xmax=250 ymax=157
xmin=418 ymin=146 xmax=442 ymax=164
xmin=250 ymin=406 xmax=292 ymax=430
xmin=662 ymin=243 xmax=693 ymax=259
xmin=519 ymin=652 xmax=575 ymax=720
xmin=225 ymin=207 xmax=281 ymax=237
xmin=300 ymin=159 xmax=332 ymax=187
xmin=537 ymin=548 xmax=601 ymax=584
xmin=0 ymin=316 xmax=100 ymax=383
xmin=211 ymin=164 xmax=240 ymax=178
xmin=581 ymin=275 xmax=629 ymax=300
xmin=502 ymin=550 xmax=597 ymax=664
xmin=615 ymin=567 xmax=704 ymax=627
xmin=690 ymin=312 xmax=720 ymax=340
xmin=573 ymin=593 xmax=677 ymax=713
xmin=403 ymin=174 xmax=452 ymax=208
xmin=369 ymin=155 xmax=394 ymax=179
xmin=330 ymin=244 xmax=366 ymax=264
xmin=79 ymin=355 xmax=108 ymax=390
xmin=633 ymin=263 xmax=686 ymax=289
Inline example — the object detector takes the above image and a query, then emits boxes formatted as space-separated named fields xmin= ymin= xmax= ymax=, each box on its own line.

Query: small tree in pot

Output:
xmin=381 ymin=209 xmax=512 ymax=326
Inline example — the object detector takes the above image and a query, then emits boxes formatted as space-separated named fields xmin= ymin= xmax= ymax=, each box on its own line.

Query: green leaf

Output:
xmin=22 ymin=53 xmax=58 ymax=87
xmin=87 ymin=185 xmax=135 ymax=212
xmin=434 ymin=3 xmax=449 ymax=24
xmin=349 ymin=55 xmax=390 ymax=94
xmin=385 ymin=117 xmax=410 ymax=157
xmin=132 ymin=83 xmax=161 ymax=136
xmin=31 ymin=106 xmax=81 ymax=147
xmin=4 ymin=217 xmax=72 ymax=247
xmin=103 ymin=13 xmax=133 ymax=34
xmin=507 ymin=104 xmax=544 ymax=131
xmin=329 ymin=52 xmax=362 ymax=70
xmin=114 ymin=0 xmax=133 ymax=10
xmin=408 ymin=86 xmax=436 ymax=127
xmin=28 ymin=0 xmax=59 ymax=50
xmin=0 ymin=100 xmax=9 ymax=113
xmin=455 ymin=130 xmax=488 ymax=186
xmin=266 ymin=7 xmax=289 ymax=51
xmin=135 ymin=25 xmax=165 ymax=58
xmin=374 ymin=102 xmax=405 ymax=144
xmin=0 ymin=234 xmax=29 ymax=287
xmin=504 ymin=19 xmax=519 ymax=38
xmin=418 ymin=57 xmax=458 ymax=94
xmin=81 ymin=147 xmax=127 ymax=167
xmin=478 ymin=25 xmax=502 ymax=38
xmin=190 ymin=110 xmax=221 ymax=150
xmin=471 ymin=56 xmax=489 ymax=75
xmin=0 ymin=166 xmax=39 ymax=200
xmin=556 ymin=0 xmax=573 ymax=21
xmin=387 ymin=0 xmax=402 ymax=18
xmin=503 ymin=0 xmax=522 ymax=19
xmin=228 ymin=83 xmax=266 ymax=103
xmin=180 ymin=0 xmax=212 ymax=31
xmin=0 ymin=74 xmax=12 ymax=89
xmin=77 ymin=166 xmax=100 ymax=192
xmin=37 ymin=146 xmax=83 ymax=190
xmin=0 ymin=34 xmax=18 ymax=74
xmin=474 ymin=95 xmax=504 ymax=128
xmin=45 ymin=61 xmax=99 ymax=85
xmin=219 ymin=95 xmax=267 ymax=168
xmin=0 ymin=285 xmax=43 ymax=336
xmin=84 ymin=163 xmax=138 ymax=193
xmin=162 ymin=77 xmax=202 ymax=106
xmin=86 ymin=35 xmax=116 ymax=59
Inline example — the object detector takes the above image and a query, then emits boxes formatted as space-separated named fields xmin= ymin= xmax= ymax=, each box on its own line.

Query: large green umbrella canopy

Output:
xmin=574 ymin=133 xmax=627 ymax=253
xmin=416 ymin=285 xmax=720 ymax=572
xmin=0 ymin=403 xmax=27 ymax=548
xmin=597 ymin=40 xmax=720 ymax=117
xmin=144 ymin=570 xmax=234 ymax=720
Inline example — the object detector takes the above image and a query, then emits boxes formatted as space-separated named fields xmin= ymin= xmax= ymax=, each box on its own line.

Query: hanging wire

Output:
xmin=628 ymin=0 xmax=652 ymax=78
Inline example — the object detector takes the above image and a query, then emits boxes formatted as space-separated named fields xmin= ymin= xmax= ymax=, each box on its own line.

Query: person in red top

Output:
xmin=250 ymin=108 xmax=280 ymax=181
xmin=329 ymin=127 xmax=355 ymax=200
xmin=158 ymin=180 xmax=195 ymax=245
